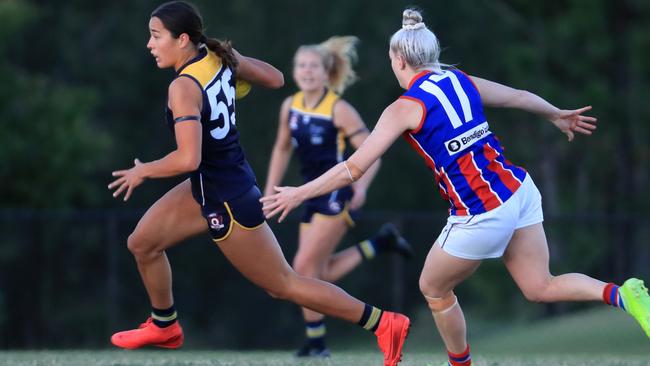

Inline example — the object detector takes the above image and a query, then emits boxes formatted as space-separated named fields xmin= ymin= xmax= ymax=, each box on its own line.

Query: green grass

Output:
xmin=0 ymin=350 xmax=649 ymax=366
xmin=1 ymin=307 xmax=648 ymax=365
xmin=403 ymin=306 xmax=649 ymax=355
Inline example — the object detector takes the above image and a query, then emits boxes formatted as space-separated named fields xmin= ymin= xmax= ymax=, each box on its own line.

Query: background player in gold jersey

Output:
xmin=265 ymin=36 xmax=413 ymax=357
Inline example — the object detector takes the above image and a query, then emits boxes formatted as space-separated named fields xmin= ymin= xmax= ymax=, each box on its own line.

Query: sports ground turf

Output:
xmin=1 ymin=351 xmax=648 ymax=366
xmin=1 ymin=308 xmax=647 ymax=365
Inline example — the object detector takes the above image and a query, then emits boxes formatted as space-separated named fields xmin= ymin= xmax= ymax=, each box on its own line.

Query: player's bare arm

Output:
xmin=261 ymin=98 xmax=421 ymax=222
xmin=470 ymin=75 xmax=597 ymax=141
xmin=264 ymin=97 xmax=293 ymax=197
xmin=234 ymin=48 xmax=284 ymax=89
xmin=333 ymin=99 xmax=379 ymax=210
xmin=108 ymin=77 xmax=202 ymax=201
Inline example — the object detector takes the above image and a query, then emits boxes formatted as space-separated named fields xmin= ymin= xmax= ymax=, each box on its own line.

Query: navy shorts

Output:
xmin=300 ymin=186 xmax=356 ymax=226
xmin=199 ymin=184 xmax=266 ymax=242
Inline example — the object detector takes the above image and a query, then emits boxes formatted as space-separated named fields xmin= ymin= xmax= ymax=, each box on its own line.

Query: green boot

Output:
xmin=619 ymin=278 xmax=650 ymax=338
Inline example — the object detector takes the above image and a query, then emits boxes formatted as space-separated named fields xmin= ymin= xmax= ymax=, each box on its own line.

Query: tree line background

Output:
xmin=0 ymin=0 xmax=649 ymax=349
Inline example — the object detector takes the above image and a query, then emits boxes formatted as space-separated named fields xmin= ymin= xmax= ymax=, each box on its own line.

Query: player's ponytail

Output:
xmin=389 ymin=8 xmax=447 ymax=73
xmin=295 ymin=36 xmax=359 ymax=95
xmin=320 ymin=36 xmax=359 ymax=95
xmin=202 ymin=36 xmax=239 ymax=73
xmin=151 ymin=1 xmax=238 ymax=72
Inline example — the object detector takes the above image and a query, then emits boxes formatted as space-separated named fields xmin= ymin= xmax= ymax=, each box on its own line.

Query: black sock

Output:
xmin=305 ymin=320 xmax=326 ymax=349
xmin=356 ymin=240 xmax=377 ymax=260
xmin=357 ymin=303 xmax=383 ymax=332
xmin=151 ymin=305 xmax=177 ymax=328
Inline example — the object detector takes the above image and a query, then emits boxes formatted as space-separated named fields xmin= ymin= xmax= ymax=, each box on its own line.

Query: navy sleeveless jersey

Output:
xmin=165 ymin=47 xmax=257 ymax=204
xmin=288 ymin=89 xmax=347 ymax=182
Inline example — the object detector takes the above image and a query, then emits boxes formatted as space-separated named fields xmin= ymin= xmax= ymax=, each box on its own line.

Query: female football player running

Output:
xmin=262 ymin=7 xmax=650 ymax=366
xmin=108 ymin=2 xmax=409 ymax=365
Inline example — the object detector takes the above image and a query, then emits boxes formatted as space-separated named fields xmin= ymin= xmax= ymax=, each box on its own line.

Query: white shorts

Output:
xmin=436 ymin=174 xmax=543 ymax=260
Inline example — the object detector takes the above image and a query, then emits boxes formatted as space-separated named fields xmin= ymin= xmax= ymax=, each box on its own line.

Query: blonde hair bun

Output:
xmin=402 ymin=9 xmax=424 ymax=29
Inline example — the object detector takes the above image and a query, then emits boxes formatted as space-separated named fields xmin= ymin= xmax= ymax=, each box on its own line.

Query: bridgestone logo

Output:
xmin=445 ymin=122 xmax=491 ymax=156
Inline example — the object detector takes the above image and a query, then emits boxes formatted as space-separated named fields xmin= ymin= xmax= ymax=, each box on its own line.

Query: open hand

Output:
xmin=260 ymin=186 xmax=304 ymax=223
xmin=108 ymin=159 xmax=146 ymax=201
xmin=550 ymin=106 xmax=597 ymax=142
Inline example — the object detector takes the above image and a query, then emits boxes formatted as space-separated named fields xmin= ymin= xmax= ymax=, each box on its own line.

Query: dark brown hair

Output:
xmin=151 ymin=1 xmax=238 ymax=72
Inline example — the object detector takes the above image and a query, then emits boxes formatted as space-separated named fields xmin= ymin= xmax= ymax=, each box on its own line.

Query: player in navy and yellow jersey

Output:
xmin=262 ymin=8 xmax=650 ymax=366
xmin=265 ymin=37 xmax=413 ymax=357
xmin=107 ymin=3 xmax=410 ymax=364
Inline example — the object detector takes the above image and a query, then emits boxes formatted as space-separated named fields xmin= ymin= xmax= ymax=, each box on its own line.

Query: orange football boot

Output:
xmin=375 ymin=311 xmax=410 ymax=366
xmin=111 ymin=317 xmax=184 ymax=349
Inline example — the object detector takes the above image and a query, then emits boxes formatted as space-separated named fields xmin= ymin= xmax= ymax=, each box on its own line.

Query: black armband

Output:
xmin=346 ymin=127 xmax=369 ymax=139
xmin=174 ymin=115 xmax=201 ymax=123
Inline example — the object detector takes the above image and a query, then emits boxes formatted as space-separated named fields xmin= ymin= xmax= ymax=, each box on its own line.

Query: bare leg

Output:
xmin=127 ymin=179 xmax=208 ymax=308
xmin=503 ymin=223 xmax=605 ymax=302
xmin=419 ymin=242 xmax=481 ymax=354
xmin=217 ymin=222 xmax=365 ymax=322
xmin=322 ymin=246 xmax=364 ymax=282
xmin=293 ymin=215 xmax=354 ymax=322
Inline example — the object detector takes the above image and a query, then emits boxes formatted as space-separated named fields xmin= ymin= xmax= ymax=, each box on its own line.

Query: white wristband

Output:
xmin=343 ymin=161 xmax=355 ymax=183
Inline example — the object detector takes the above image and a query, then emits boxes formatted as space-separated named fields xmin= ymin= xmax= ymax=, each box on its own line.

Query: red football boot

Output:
xmin=375 ymin=311 xmax=410 ymax=366
xmin=111 ymin=317 xmax=184 ymax=350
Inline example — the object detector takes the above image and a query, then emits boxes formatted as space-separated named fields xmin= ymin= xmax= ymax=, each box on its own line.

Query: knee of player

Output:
xmin=522 ymin=290 xmax=545 ymax=303
xmin=423 ymin=290 xmax=458 ymax=314
xmin=520 ymin=278 xmax=554 ymax=303
xmin=418 ymin=275 xmax=447 ymax=297
xmin=292 ymin=257 xmax=322 ymax=278
xmin=264 ymin=273 xmax=296 ymax=301
xmin=126 ymin=232 xmax=159 ymax=259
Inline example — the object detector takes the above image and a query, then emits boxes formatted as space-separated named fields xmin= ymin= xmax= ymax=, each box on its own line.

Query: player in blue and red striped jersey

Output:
xmin=262 ymin=7 xmax=650 ymax=366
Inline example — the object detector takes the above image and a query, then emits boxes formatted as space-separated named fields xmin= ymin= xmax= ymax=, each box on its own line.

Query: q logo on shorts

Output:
xmin=207 ymin=213 xmax=225 ymax=230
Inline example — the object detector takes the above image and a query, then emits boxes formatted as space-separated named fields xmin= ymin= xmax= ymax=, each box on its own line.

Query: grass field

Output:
xmin=1 ymin=308 xmax=648 ymax=365
xmin=1 ymin=350 xmax=649 ymax=366
xmin=0 ymin=350 xmax=650 ymax=366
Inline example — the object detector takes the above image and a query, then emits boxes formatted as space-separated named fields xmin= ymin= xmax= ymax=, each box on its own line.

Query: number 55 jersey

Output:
xmin=401 ymin=69 xmax=527 ymax=216
xmin=166 ymin=47 xmax=258 ymax=204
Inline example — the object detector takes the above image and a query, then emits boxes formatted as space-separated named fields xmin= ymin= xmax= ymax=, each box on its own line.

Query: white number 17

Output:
xmin=419 ymin=71 xmax=473 ymax=129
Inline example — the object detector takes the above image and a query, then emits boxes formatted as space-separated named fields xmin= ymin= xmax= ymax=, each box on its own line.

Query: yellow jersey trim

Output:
xmin=179 ymin=50 xmax=223 ymax=89
xmin=290 ymin=89 xmax=339 ymax=119
xmin=336 ymin=129 xmax=346 ymax=162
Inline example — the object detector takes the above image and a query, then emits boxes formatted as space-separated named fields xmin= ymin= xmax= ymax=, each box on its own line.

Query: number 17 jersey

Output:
xmin=401 ymin=70 xmax=527 ymax=216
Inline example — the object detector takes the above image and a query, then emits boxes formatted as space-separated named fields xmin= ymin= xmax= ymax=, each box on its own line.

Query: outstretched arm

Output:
xmin=261 ymin=98 xmax=422 ymax=222
xmin=470 ymin=76 xmax=597 ymax=141
xmin=234 ymin=49 xmax=284 ymax=89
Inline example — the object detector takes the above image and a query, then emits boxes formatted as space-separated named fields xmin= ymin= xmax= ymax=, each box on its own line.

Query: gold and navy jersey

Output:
xmin=288 ymin=89 xmax=347 ymax=182
xmin=165 ymin=47 xmax=257 ymax=204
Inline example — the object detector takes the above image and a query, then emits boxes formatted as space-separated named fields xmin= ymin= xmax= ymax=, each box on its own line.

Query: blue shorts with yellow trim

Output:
xmin=200 ymin=185 xmax=266 ymax=242
xmin=300 ymin=187 xmax=357 ymax=226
